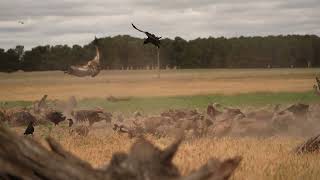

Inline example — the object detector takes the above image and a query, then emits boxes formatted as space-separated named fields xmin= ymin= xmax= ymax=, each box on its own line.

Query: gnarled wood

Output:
xmin=0 ymin=126 xmax=241 ymax=180
xmin=0 ymin=126 xmax=105 ymax=180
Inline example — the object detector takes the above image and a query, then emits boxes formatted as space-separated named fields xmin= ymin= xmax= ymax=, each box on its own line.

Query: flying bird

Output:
xmin=18 ymin=21 xmax=24 ymax=24
xmin=65 ymin=36 xmax=101 ymax=77
xmin=132 ymin=23 xmax=161 ymax=48
xmin=24 ymin=121 xmax=34 ymax=136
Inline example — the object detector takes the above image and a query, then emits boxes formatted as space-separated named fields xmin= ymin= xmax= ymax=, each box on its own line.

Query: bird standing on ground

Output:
xmin=68 ymin=118 xmax=74 ymax=127
xmin=314 ymin=77 xmax=320 ymax=96
xmin=46 ymin=111 xmax=66 ymax=126
xmin=313 ymin=85 xmax=320 ymax=95
xmin=24 ymin=121 xmax=34 ymax=136
xmin=132 ymin=23 xmax=161 ymax=48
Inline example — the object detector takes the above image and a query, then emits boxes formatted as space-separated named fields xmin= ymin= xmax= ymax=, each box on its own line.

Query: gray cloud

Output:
xmin=0 ymin=0 xmax=319 ymax=50
xmin=277 ymin=0 xmax=320 ymax=9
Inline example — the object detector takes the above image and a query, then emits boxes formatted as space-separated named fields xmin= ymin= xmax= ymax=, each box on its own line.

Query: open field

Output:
xmin=2 ymin=68 xmax=320 ymax=179
xmin=0 ymin=68 xmax=319 ymax=101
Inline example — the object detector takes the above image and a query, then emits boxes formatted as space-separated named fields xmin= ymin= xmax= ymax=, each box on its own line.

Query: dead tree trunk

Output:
xmin=0 ymin=126 xmax=241 ymax=180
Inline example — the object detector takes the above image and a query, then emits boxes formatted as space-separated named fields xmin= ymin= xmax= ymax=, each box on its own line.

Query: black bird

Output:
xmin=24 ymin=121 xmax=34 ymax=136
xmin=132 ymin=23 xmax=161 ymax=48
xmin=68 ymin=118 xmax=74 ymax=127
xmin=46 ymin=111 xmax=66 ymax=126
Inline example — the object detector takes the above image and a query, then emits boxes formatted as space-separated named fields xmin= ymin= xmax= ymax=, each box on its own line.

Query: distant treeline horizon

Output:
xmin=1 ymin=34 xmax=320 ymax=72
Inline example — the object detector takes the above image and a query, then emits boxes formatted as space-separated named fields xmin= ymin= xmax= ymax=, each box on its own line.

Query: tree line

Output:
xmin=1 ymin=34 xmax=320 ymax=72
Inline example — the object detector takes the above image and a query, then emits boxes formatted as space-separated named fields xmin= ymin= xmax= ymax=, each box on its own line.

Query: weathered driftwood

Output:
xmin=0 ymin=126 xmax=241 ymax=180
xmin=294 ymin=133 xmax=320 ymax=154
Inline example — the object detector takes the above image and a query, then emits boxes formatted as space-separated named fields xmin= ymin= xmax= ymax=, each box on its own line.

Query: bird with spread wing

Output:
xmin=132 ymin=23 xmax=161 ymax=48
xmin=65 ymin=36 xmax=101 ymax=77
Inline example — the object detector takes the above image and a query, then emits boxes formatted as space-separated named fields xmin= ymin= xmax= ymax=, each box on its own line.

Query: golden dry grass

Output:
xmin=0 ymin=68 xmax=318 ymax=101
xmin=12 ymin=124 xmax=320 ymax=180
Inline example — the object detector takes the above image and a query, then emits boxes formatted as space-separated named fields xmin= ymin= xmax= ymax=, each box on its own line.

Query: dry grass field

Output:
xmin=11 ymin=125 xmax=320 ymax=180
xmin=2 ymin=68 xmax=320 ymax=179
xmin=0 ymin=68 xmax=318 ymax=101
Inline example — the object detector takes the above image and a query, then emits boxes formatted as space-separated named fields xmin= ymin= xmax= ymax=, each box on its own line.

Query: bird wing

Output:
xmin=145 ymin=32 xmax=159 ymax=41
xmin=132 ymin=23 xmax=146 ymax=33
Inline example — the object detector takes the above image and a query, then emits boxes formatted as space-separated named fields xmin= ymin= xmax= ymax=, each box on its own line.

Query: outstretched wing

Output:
xmin=132 ymin=23 xmax=146 ymax=33
xmin=316 ymin=77 xmax=320 ymax=87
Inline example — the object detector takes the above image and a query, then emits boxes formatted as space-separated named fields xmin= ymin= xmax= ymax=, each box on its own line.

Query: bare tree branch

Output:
xmin=0 ymin=126 xmax=241 ymax=180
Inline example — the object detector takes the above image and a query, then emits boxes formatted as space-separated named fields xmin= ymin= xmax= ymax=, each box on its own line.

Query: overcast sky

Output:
xmin=0 ymin=0 xmax=319 ymax=50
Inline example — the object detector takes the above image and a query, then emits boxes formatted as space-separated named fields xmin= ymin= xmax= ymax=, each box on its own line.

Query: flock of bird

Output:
xmin=23 ymin=76 xmax=320 ymax=136
xmin=24 ymin=112 xmax=74 ymax=136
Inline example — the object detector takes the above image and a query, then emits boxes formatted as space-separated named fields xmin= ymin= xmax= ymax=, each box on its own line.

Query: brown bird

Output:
xmin=132 ymin=23 xmax=161 ymax=48
xmin=68 ymin=118 xmax=74 ymax=127
xmin=64 ymin=36 xmax=101 ymax=77
xmin=314 ymin=77 xmax=320 ymax=96
xmin=314 ymin=85 xmax=320 ymax=96
xmin=24 ymin=121 xmax=34 ymax=136
xmin=46 ymin=111 xmax=66 ymax=126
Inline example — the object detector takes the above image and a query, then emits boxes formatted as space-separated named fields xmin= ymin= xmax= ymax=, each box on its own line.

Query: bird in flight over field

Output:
xmin=64 ymin=36 xmax=101 ymax=77
xmin=132 ymin=23 xmax=161 ymax=48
